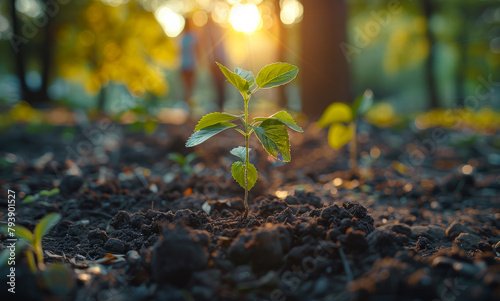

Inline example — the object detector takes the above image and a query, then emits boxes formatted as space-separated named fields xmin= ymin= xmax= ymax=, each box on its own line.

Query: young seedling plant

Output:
xmin=1 ymin=213 xmax=61 ymax=272
xmin=22 ymin=188 xmax=60 ymax=204
xmin=186 ymin=62 xmax=302 ymax=218
xmin=318 ymin=89 xmax=373 ymax=175
xmin=168 ymin=152 xmax=198 ymax=176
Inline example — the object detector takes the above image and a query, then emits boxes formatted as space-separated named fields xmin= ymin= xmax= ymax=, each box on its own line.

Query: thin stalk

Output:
xmin=35 ymin=242 xmax=45 ymax=270
xmin=243 ymin=95 xmax=250 ymax=218
xmin=25 ymin=251 xmax=37 ymax=273
xmin=349 ymin=122 xmax=357 ymax=175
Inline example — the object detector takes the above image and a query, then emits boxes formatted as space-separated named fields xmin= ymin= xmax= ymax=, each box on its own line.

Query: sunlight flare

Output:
xmin=229 ymin=3 xmax=261 ymax=34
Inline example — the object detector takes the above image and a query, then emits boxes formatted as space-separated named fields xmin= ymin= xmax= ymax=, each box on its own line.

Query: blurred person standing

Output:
xmin=204 ymin=18 xmax=227 ymax=111
xmin=180 ymin=18 xmax=198 ymax=108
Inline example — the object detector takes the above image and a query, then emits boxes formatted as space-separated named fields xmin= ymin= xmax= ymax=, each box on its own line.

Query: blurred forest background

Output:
xmin=0 ymin=0 xmax=498 ymax=126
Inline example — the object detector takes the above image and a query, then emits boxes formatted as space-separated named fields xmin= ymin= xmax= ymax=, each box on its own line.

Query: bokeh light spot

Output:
xmin=155 ymin=6 xmax=185 ymax=38
xmin=193 ymin=10 xmax=208 ymax=27
xmin=333 ymin=178 xmax=343 ymax=187
xmin=280 ymin=0 xmax=304 ymax=25
xmin=229 ymin=3 xmax=261 ymax=34
xmin=461 ymin=164 xmax=473 ymax=175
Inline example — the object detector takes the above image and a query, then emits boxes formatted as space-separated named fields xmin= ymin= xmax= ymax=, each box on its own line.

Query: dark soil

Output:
xmin=0 ymin=121 xmax=499 ymax=301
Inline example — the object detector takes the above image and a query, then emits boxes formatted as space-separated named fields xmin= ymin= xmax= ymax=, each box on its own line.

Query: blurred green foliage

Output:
xmin=0 ymin=0 xmax=498 ymax=115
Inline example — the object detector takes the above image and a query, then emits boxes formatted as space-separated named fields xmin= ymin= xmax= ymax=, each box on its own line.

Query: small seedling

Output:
xmin=318 ymin=90 xmax=373 ymax=174
xmin=168 ymin=152 xmax=198 ymax=176
xmin=22 ymin=188 xmax=60 ymax=204
xmin=1 ymin=213 xmax=61 ymax=271
xmin=186 ymin=62 xmax=302 ymax=217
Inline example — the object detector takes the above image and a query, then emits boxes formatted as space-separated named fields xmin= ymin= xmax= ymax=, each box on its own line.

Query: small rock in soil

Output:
xmin=151 ymin=223 xmax=209 ymax=287
xmin=258 ymin=198 xmax=288 ymax=218
xmin=284 ymin=195 xmax=300 ymax=205
xmin=87 ymin=229 xmax=109 ymax=245
xmin=390 ymin=224 xmax=412 ymax=237
xmin=367 ymin=229 xmax=402 ymax=256
xmin=110 ymin=211 xmax=131 ymax=229
xmin=411 ymin=225 xmax=446 ymax=242
xmin=339 ymin=229 xmax=368 ymax=252
xmin=104 ymin=238 xmax=126 ymax=253
xmin=320 ymin=204 xmax=340 ymax=222
xmin=53 ymin=220 xmax=73 ymax=237
xmin=416 ymin=236 xmax=432 ymax=250
xmin=130 ymin=212 xmax=146 ymax=228
xmin=477 ymin=241 xmax=493 ymax=252
xmin=68 ymin=224 xmax=85 ymax=236
xmin=453 ymin=233 xmax=482 ymax=251
xmin=228 ymin=224 xmax=286 ymax=272
xmin=59 ymin=175 xmax=84 ymax=196
xmin=268 ymin=207 xmax=297 ymax=224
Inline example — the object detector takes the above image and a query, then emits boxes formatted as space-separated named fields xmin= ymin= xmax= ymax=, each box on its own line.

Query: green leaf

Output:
xmin=318 ymin=102 xmax=353 ymax=128
xmin=144 ymin=120 xmax=158 ymax=135
xmin=39 ymin=188 xmax=60 ymax=197
xmin=235 ymin=128 xmax=246 ymax=136
xmin=327 ymin=123 xmax=353 ymax=150
xmin=252 ymin=119 xmax=291 ymax=162
xmin=39 ymin=190 xmax=50 ymax=197
xmin=194 ymin=112 xmax=238 ymax=132
xmin=1 ymin=225 xmax=34 ymax=244
xmin=256 ymin=62 xmax=299 ymax=89
xmin=49 ymin=188 xmax=60 ymax=196
xmin=216 ymin=62 xmax=249 ymax=94
xmin=22 ymin=195 xmax=39 ymax=203
xmin=26 ymin=249 xmax=37 ymax=272
xmin=230 ymin=146 xmax=249 ymax=161
xmin=186 ymin=122 xmax=237 ymax=147
xmin=231 ymin=162 xmax=258 ymax=190
xmin=185 ymin=152 xmax=198 ymax=163
xmin=253 ymin=111 xmax=303 ymax=132
xmin=168 ymin=153 xmax=185 ymax=165
xmin=234 ymin=67 xmax=255 ymax=89
xmin=34 ymin=213 xmax=61 ymax=242
xmin=352 ymin=89 xmax=373 ymax=117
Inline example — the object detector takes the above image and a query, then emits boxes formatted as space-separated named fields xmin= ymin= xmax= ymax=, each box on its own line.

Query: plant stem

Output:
xmin=35 ymin=241 xmax=45 ymax=270
xmin=243 ymin=96 xmax=250 ymax=218
xmin=350 ymin=122 xmax=357 ymax=175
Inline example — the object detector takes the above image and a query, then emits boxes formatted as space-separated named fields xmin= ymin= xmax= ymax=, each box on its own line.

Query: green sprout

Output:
xmin=168 ymin=152 xmax=198 ymax=176
xmin=318 ymin=89 xmax=373 ymax=174
xmin=186 ymin=62 xmax=302 ymax=218
xmin=22 ymin=188 xmax=60 ymax=204
xmin=1 ymin=213 xmax=61 ymax=271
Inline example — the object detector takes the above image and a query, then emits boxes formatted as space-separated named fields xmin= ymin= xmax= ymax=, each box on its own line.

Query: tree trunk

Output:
xmin=422 ymin=0 xmax=439 ymax=109
xmin=275 ymin=0 xmax=287 ymax=108
xmin=10 ymin=0 xmax=31 ymax=103
xmin=10 ymin=0 xmax=52 ymax=106
xmin=40 ymin=0 xmax=54 ymax=104
xmin=300 ymin=0 xmax=351 ymax=120
xmin=97 ymin=85 xmax=107 ymax=112
xmin=455 ymin=22 xmax=467 ymax=108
